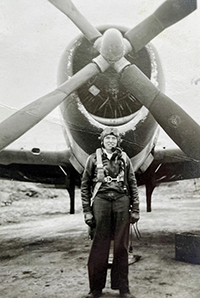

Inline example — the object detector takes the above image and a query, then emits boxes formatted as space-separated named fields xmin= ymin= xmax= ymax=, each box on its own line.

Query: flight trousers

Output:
xmin=88 ymin=194 xmax=130 ymax=293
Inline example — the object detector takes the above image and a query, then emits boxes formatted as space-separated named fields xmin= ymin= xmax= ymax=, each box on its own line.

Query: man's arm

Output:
xmin=81 ymin=154 xmax=96 ymax=227
xmin=126 ymin=156 xmax=140 ymax=223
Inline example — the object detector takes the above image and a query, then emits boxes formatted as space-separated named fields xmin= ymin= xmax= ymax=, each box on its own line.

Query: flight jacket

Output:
xmin=81 ymin=148 xmax=139 ymax=214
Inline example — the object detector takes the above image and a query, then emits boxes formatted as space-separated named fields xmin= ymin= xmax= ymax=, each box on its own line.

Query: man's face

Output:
xmin=103 ymin=134 xmax=118 ymax=151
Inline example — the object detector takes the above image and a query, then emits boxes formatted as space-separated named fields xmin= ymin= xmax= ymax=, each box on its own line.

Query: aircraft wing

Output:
xmin=0 ymin=106 xmax=72 ymax=185
xmin=137 ymin=128 xmax=200 ymax=185
xmin=136 ymin=129 xmax=200 ymax=212
xmin=152 ymin=147 xmax=200 ymax=183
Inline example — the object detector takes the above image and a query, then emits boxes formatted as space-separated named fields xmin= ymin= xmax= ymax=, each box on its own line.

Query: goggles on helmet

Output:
xmin=99 ymin=127 xmax=121 ymax=142
xmin=101 ymin=127 xmax=120 ymax=138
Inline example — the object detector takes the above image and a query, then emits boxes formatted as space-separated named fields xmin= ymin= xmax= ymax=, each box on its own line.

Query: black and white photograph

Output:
xmin=0 ymin=1 xmax=200 ymax=297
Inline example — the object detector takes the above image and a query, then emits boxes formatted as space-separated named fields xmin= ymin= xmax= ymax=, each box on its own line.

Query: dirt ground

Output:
xmin=0 ymin=179 xmax=200 ymax=298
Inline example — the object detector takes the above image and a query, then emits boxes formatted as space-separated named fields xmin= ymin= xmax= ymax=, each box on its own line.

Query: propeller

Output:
xmin=48 ymin=0 xmax=102 ymax=43
xmin=0 ymin=0 xmax=112 ymax=152
xmin=0 ymin=61 xmax=109 ymax=151
xmin=0 ymin=0 xmax=198 ymax=161
xmin=125 ymin=0 xmax=197 ymax=53
xmin=118 ymin=64 xmax=200 ymax=161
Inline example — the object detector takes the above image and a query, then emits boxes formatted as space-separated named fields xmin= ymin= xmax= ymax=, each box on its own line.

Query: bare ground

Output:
xmin=0 ymin=179 xmax=200 ymax=298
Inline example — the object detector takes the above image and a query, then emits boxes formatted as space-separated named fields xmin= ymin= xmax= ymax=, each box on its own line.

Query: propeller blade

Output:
xmin=0 ymin=62 xmax=103 ymax=151
xmin=125 ymin=0 xmax=197 ymax=53
xmin=120 ymin=64 xmax=200 ymax=161
xmin=48 ymin=0 xmax=102 ymax=43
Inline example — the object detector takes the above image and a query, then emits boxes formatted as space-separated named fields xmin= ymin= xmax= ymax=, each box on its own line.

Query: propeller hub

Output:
xmin=99 ymin=29 xmax=126 ymax=63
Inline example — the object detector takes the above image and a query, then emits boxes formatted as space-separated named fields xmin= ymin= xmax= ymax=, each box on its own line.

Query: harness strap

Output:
xmin=121 ymin=151 xmax=126 ymax=164
xmin=91 ymin=181 xmax=102 ymax=204
xmin=91 ymin=148 xmax=127 ymax=204
xmin=90 ymin=148 xmax=104 ymax=204
xmin=96 ymin=148 xmax=105 ymax=182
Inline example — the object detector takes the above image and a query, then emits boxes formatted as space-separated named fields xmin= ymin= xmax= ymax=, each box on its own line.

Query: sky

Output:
xmin=0 ymin=0 xmax=199 ymax=146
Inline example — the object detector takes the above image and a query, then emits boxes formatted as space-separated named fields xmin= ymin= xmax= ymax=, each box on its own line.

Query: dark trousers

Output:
xmin=88 ymin=195 xmax=130 ymax=293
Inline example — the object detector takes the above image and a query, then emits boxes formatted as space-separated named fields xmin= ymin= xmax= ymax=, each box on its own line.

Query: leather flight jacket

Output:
xmin=81 ymin=147 xmax=139 ymax=214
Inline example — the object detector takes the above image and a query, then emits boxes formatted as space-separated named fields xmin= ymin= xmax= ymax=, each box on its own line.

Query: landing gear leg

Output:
xmin=65 ymin=175 xmax=75 ymax=214
xmin=145 ymin=180 xmax=156 ymax=212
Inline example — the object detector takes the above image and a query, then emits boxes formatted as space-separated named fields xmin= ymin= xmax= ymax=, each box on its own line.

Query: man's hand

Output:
xmin=130 ymin=211 xmax=140 ymax=224
xmin=84 ymin=212 xmax=95 ymax=228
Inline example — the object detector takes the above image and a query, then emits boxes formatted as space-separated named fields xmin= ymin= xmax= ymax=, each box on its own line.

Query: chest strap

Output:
xmin=90 ymin=148 xmax=104 ymax=204
xmin=96 ymin=148 xmax=127 ymax=181
xmin=91 ymin=148 xmax=127 ymax=203
xmin=96 ymin=148 xmax=105 ymax=182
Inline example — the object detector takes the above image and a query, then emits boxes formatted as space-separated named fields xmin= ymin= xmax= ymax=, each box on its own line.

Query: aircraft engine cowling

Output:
xmin=57 ymin=25 xmax=165 ymax=172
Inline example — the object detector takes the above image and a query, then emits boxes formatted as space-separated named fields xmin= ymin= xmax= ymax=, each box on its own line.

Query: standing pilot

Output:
xmin=81 ymin=127 xmax=139 ymax=298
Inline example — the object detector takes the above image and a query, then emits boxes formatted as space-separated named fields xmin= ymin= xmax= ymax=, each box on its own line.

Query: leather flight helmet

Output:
xmin=99 ymin=127 xmax=122 ymax=146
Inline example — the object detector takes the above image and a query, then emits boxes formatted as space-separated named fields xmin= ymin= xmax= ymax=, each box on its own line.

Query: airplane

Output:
xmin=0 ymin=0 xmax=199 ymax=214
